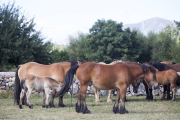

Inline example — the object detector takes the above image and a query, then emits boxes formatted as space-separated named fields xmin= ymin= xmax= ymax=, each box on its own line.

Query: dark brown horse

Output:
xmin=14 ymin=61 xmax=82 ymax=107
xmin=57 ymin=62 xmax=158 ymax=114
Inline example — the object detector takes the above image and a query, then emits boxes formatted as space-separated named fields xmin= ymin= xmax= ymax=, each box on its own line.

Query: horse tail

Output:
xmin=14 ymin=66 xmax=21 ymax=105
xmin=20 ymin=78 xmax=25 ymax=90
xmin=56 ymin=64 xmax=79 ymax=97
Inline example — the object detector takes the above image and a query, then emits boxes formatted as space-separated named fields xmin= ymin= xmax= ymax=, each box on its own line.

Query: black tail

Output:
xmin=20 ymin=78 xmax=25 ymax=90
xmin=56 ymin=64 xmax=79 ymax=97
xmin=14 ymin=66 xmax=21 ymax=105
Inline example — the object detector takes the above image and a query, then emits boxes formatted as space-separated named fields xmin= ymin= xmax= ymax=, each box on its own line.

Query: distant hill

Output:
xmin=123 ymin=17 xmax=176 ymax=35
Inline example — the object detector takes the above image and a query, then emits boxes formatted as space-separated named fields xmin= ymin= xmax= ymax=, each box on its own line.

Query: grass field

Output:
xmin=1 ymin=93 xmax=180 ymax=120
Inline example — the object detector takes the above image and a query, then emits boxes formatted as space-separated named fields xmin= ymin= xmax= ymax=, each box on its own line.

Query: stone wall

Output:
xmin=1 ymin=72 xmax=180 ymax=96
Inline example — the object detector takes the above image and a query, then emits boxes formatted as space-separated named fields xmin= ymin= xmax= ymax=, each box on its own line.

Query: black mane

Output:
xmin=148 ymin=62 xmax=166 ymax=71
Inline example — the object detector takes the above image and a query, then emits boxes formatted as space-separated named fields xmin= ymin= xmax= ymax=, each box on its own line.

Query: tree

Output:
xmin=151 ymin=31 xmax=174 ymax=62
xmin=50 ymin=43 xmax=69 ymax=63
xmin=0 ymin=2 xmax=52 ymax=68
xmin=67 ymin=32 xmax=89 ymax=62
xmin=85 ymin=19 xmax=144 ymax=63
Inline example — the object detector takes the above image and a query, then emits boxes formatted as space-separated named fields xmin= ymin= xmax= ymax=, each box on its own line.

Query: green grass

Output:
xmin=1 ymin=93 xmax=180 ymax=120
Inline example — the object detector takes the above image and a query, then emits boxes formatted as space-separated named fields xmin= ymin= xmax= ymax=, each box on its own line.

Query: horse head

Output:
xmin=141 ymin=64 xmax=158 ymax=90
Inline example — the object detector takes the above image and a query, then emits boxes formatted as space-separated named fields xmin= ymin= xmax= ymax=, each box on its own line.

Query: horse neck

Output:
xmin=125 ymin=64 xmax=145 ymax=81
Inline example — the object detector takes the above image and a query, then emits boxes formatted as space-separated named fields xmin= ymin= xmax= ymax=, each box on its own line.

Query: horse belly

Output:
xmin=92 ymin=78 xmax=119 ymax=90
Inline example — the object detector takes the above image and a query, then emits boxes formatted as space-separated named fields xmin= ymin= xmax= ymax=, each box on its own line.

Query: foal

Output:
xmin=19 ymin=74 xmax=62 ymax=109
xmin=132 ymin=69 xmax=180 ymax=101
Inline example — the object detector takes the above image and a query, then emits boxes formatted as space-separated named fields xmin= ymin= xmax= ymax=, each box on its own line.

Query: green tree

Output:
xmin=67 ymin=32 xmax=89 ymax=62
xmin=50 ymin=43 xmax=69 ymax=63
xmin=85 ymin=19 xmax=144 ymax=63
xmin=151 ymin=31 xmax=174 ymax=62
xmin=0 ymin=2 xmax=52 ymax=68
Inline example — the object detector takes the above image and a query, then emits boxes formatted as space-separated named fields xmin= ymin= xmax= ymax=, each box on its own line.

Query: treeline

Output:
xmin=67 ymin=20 xmax=180 ymax=64
xmin=0 ymin=3 xmax=180 ymax=70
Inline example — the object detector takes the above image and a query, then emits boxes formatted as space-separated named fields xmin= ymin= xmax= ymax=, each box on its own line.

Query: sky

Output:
xmin=1 ymin=0 xmax=180 ymax=45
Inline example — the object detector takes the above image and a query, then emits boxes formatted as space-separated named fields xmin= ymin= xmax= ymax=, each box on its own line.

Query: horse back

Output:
xmin=76 ymin=62 xmax=130 ymax=89
xmin=18 ymin=62 xmax=71 ymax=82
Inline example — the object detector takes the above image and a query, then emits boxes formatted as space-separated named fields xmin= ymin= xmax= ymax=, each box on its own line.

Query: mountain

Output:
xmin=123 ymin=17 xmax=176 ymax=35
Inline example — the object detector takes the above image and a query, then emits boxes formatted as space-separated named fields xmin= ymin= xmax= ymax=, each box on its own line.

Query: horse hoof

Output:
xmin=58 ymin=104 xmax=66 ymax=107
xmin=42 ymin=105 xmax=45 ymax=108
xmin=75 ymin=102 xmax=82 ymax=113
xmin=29 ymin=105 xmax=33 ymax=109
xmin=107 ymin=100 xmax=112 ymax=103
xmin=83 ymin=107 xmax=91 ymax=114
xmin=46 ymin=105 xmax=50 ymax=108
xmin=95 ymin=100 xmax=101 ymax=102
xmin=19 ymin=105 xmax=22 ymax=109
xmin=113 ymin=106 xmax=120 ymax=114
xmin=120 ymin=109 xmax=129 ymax=114
xmin=50 ymin=104 xmax=55 ymax=108
xmin=153 ymin=99 xmax=156 ymax=101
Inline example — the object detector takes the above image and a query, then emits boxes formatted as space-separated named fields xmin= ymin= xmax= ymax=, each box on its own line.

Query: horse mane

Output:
xmin=58 ymin=60 xmax=84 ymax=67
xmin=149 ymin=62 xmax=166 ymax=71
xmin=45 ymin=77 xmax=60 ymax=84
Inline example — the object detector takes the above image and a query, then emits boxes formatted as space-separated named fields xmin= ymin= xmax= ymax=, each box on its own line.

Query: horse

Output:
xmin=93 ymin=61 xmax=119 ymax=103
xmin=14 ymin=60 xmax=83 ymax=107
xmin=56 ymin=62 xmax=158 ymax=114
xmin=132 ymin=69 xmax=180 ymax=101
xmin=19 ymin=74 xmax=62 ymax=109
xmin=94 ymin=61 xmax=131 ymax=103
xmin=148 ymin=62 xmax=180 ymax=100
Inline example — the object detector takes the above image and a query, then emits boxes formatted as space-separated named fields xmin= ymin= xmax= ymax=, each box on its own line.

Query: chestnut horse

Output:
xmin=19 ymin=74 xmax=62 ymax=109
xmin=132 ymin=69 xmax=180 ymax=101
xmin=14 ymin=60 xmax=82 ymax=107
xmin=148 ymin=62 xmax=180 ymax=100
xmin=57 ymin=62 xmax=158 ymax=114
xmin=93 ymin=61 xmax=119 ymax=103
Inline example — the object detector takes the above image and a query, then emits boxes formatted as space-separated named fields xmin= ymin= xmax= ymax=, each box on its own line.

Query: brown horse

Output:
xmin=57 ymin=62 xmax=158 ymax=114
xmin=149 ymin=62 xmax=180 ymax=100
xmin=93 ymin=61 xmax=119 ymax=103
xmin=19 ymin=74 xmax=62 ymax=109
xmin=14 ymin=61 xmax=82 ymax=107
xmin=132 ymin=69 xmax=180 ymax=101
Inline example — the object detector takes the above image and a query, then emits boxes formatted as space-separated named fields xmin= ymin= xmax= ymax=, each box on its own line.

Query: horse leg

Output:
xmin=160 ymin=85 xmax=166 ymax=100
xmin=143 ymin=81 xmax=152 ymax=100
xmin=171 ymin=84 xmax=177 ymax=101
xmin=42 ymin=91 xmax=46 ymax=108
xmin=113 ymin=89 xmax=120 ymax=113
xmin=49 ymin=89 xmax=55 ymax=107
xmin=107 ymin=90 xmax=112 ymax=103
xmin=58 ymin=96 xmax=65 ymax=107
xmin=81 ymin=85 xmax=91 ymax=114
xmin=45 ymin=88 xmax=50 ymax=108
xmin=166 ymin=84 xmax=172 ymax=100
xmin=26 ymin=88 xmax=33 ymax=109
xmin=119 ymin=86 xmax=128 ymax=114
xmin=93 ymin=86 xmax=100 ymax=102
xmin=22 ymin=91 xmax=27 ymax=105
xmin=75 ymin=90 xmax=82 ymax=113
xmin=19 ymin=89 xmax=25 ymax=109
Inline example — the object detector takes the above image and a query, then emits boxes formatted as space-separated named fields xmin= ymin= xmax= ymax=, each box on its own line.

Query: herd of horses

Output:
xmin=13 ymin=60 xmax=180 ymax=114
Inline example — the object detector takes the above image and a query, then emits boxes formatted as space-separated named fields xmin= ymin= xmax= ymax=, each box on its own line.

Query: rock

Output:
xmin=99 ymin=90 xmax=109 ymax=96
xmin=5 ymin=86 xmax=9 ymax=90
xmin=1 ymin=83 xmax=6 ymax=86
xmin=0 ymin=86 xmax=5 ymax=90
